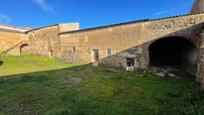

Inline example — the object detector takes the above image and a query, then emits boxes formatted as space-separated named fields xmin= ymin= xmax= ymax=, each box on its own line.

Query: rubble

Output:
xmin=148 ymin=66 xmax=190 ymax=78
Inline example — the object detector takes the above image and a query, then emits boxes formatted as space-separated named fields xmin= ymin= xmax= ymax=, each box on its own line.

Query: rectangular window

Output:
xmin=126 ymin=58 xmax=134 ymax=67
xmin=106 ymin=49 xmax=112 ymax=56
xmin=92 ymin=49 xmax=99 ymax=62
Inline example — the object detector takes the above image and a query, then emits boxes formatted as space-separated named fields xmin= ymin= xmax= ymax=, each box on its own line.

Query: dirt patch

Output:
xmin=149 ymin=66 xmax=194 ymax=78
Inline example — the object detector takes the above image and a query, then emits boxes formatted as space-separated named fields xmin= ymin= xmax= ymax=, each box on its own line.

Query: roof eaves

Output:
xmin=59 ymin=12 xmax=204 ymax=35
xmin=25 ymin=24 xmax=59 ymax=33
xmin=59 ymin=19 xmax=149 ymax=35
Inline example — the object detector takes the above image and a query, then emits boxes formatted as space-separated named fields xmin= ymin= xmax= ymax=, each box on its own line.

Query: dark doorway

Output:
xmin=92 ymin=49 xmax=99 ymax=62
xmin=149 ymin=37 xmax=199 ymax=76
xmin=0 ymin=60 xmax=3 ymax=66
xmin=92 ymin=49 xmax=99 ymax=67
xmin=20 ymin=44 xmax=29 ymax=54
xmin=49 ymin=50 xmax=53 ymax=57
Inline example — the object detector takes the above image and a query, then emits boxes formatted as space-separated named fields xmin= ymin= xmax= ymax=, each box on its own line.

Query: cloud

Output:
xmin=35 ymin=0 xmax=55 ymax=14
xmin=154 ymin=10 xmax=169 ymax=16
xmin=0 ymin=14 xmax=12 ymax=23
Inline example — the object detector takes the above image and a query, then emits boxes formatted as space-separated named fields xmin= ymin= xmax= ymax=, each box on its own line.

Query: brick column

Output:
xmin=198 ymin=31 xmax=204 ymax=87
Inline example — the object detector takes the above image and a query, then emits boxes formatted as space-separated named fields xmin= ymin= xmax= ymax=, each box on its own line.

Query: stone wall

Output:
xmin=60 ymin=22 xmax=148 ymax=66
xmin=27 ymin=25 xmax=60 ymax=58
xmin=10 ymin=12 xmax=204 ymax=86
xmin=0 ymin=31 xmax=28 ymax=55
xmin=27 ymin=23 xmax=80 ymax=58
xmin=59 ymin=13 xmax=204 ymax=69
xmin=198 ymin=29 xmax=204 ymax=86
xmin=58 ymin=13 xmax=204 ymax=86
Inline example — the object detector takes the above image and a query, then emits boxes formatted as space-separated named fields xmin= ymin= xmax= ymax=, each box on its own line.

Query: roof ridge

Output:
xmin=0 ymin=24 xmax=33 ymax=31
xmin=60 ymin=12 xmax=204 ymax=35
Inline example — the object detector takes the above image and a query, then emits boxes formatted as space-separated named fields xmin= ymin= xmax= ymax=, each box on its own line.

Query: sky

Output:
xmin=0 ymin=0 xmax=195 ymax=29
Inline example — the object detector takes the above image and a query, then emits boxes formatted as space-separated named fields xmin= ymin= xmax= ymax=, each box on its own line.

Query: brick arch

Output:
xmin=0 ymin=60 xmax=3 ymax=66
xmin=20 ymin=43 xmax=29 ymax=54
xmin=148 ymin=36 xmax=199 ymax=76
xmin=148 ymin=35 xmax=200 ymax=49
xmin=170 ymin=35 xmax=201 ymax=49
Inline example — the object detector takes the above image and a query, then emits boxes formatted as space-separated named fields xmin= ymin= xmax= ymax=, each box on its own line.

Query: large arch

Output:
xmin=149 ymin=36 xmax=199 ymax=76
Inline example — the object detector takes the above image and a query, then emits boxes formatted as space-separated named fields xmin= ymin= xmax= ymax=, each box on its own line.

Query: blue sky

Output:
xmin=0 ymin=0 xmax=195 ymax=29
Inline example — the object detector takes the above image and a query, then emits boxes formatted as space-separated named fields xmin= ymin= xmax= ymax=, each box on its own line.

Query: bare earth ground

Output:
xmin=0 ymin=55 xmax=204 ymax=115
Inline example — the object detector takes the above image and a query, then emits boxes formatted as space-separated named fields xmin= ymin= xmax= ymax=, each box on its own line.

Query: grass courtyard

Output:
xmin=0 ymin=55 xmax=204 ymax=114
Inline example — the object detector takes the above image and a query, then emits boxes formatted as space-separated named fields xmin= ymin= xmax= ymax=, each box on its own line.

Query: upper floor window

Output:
xmin=126 ymin=58 xmax=134 ymax=67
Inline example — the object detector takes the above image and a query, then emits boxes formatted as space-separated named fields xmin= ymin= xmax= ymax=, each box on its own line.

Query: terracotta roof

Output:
xmin=0 ymin=24 xmax=33 ymax=33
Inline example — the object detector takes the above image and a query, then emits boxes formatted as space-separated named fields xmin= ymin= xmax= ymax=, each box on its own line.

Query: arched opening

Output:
xmin=49 ymin=50 xmax=53 ymax=58
xmin=149 ymin=37 xmax=199 ymax=76
xmin=0 ymin=60 xmax=3 ymax=66
xmin=20 ymin=43 xmax=29 ymax=54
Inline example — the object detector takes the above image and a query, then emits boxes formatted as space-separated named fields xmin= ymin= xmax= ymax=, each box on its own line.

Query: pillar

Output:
xmin=198 ymin=30 xmax=204 ymax=87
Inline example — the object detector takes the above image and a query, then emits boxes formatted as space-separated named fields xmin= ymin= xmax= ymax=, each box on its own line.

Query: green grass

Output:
xmin=0 ymin=55 xmax=204 ymax=115
xmin=0 ymin=55 xmax=75 ymax=76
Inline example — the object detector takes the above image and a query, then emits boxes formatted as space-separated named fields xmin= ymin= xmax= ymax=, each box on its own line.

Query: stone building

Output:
xmin=191 ymin=0 xmax=204 ymax=14
xmin=0 ymin=24 xmax=31 ymax=55
xmin=1 ymin=0 xmax=204 ymax=86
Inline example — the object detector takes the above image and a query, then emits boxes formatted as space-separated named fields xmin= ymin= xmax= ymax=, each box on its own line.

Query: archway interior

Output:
xmin=149 ymin=37 xmax=198 ymax=76
xmin=0 ymin=60 xmax=3 ymax=66
xmin=20 ymin=44 xmax=29 ymax=54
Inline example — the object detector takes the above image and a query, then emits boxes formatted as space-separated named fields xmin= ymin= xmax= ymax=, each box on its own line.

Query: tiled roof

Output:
xmin=0 ymin=24 xmax=33 ymax=33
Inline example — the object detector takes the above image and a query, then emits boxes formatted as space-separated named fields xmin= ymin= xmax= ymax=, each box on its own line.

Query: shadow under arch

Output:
xmin=20 ymin=43 xmax=29 ymax=54
xmin=148 ymin=36 xmax=199 ymax=76
xmin=0 ymin=60 xmax=3 ymax=66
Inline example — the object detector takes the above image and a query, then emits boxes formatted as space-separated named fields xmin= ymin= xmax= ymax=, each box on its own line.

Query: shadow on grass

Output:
xmin=0 ymin=64 xmax=204 ymax=115
xmin=0 ymin=64 xmax=87 ymax=78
